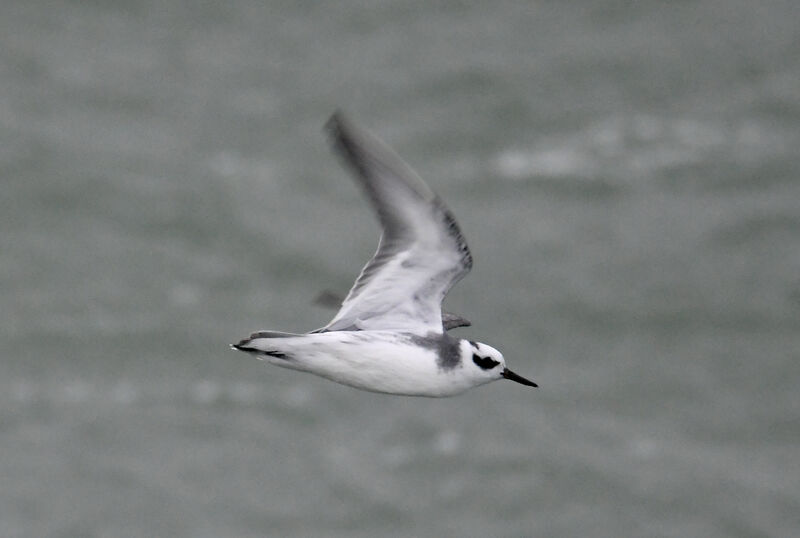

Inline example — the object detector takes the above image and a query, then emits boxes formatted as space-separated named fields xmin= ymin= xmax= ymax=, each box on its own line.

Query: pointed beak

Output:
xmin=502 ymin=368 xmax=538 ymax=387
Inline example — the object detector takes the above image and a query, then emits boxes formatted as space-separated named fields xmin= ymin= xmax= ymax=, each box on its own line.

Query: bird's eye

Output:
xmin=472 ymin=353 xmax=500 ymax=370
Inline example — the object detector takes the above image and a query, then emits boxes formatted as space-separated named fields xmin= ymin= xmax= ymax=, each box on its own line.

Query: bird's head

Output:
xmin=460 ymin=340 xmax=537 ymax=388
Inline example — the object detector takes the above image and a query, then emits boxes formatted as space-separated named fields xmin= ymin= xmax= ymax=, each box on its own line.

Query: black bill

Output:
xmin=502 ymin=368 xmax=538 ymax=387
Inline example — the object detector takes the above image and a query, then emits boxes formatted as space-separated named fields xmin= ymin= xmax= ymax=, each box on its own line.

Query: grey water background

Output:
xmin=2 ymin=1 xmax=799 ymax=536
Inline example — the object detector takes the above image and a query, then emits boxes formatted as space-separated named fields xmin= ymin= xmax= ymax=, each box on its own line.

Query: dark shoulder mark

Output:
xmin=409 ymin=333 xmax=462 ymax=371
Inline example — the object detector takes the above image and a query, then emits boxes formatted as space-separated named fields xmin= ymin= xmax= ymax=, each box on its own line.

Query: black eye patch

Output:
xmin=472 ymin=353 xmax=500 ymax=370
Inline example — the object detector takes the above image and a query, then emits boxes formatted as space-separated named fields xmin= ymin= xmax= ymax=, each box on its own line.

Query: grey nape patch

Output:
xmin=410 ymin=333 xmax=462 ymax=370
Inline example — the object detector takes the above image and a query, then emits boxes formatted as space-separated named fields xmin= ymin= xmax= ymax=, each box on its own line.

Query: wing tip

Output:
xmin=324 ymin=109 xmax=350 ymax=140
xmin=323 ymin=109 xmax=380 ymax=188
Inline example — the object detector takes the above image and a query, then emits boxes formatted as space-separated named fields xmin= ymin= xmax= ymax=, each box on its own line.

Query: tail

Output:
xmin=230 ymin=330 xmax=302 ymax=358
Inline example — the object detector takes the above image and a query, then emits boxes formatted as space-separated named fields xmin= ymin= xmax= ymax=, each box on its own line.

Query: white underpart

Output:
xmin=245 ymin=332 xmax=492 ymax=397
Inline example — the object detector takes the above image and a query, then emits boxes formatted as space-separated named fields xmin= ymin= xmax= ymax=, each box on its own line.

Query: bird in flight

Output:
xmin=232 ymin=112 xmax=536 ymax=396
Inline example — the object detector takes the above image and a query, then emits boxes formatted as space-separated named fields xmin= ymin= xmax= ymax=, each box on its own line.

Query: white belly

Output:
xmin=249 ymin=331 xmax=473 ymax=397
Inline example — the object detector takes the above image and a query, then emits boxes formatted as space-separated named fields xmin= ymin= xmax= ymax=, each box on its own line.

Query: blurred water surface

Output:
xmin=1 ymin=1 xmax=799 ymax=536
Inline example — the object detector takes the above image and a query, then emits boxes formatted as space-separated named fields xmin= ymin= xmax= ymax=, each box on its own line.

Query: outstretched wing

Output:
xmin=313 ymin=112 xmax=472 ymax=335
